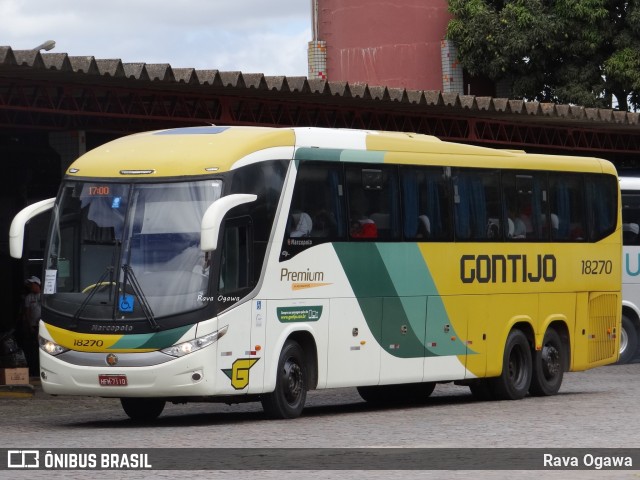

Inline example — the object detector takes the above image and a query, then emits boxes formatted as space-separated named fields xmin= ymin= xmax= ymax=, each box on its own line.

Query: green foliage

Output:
xmin=447 ymin=0 xmax=640 ymax=111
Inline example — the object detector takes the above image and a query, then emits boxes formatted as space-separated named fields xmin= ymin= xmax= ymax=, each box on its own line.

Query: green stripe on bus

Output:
xmin=295 ymin=148 xmax=385 ymax=163
xmin=295 ymin=148 xmax=342 ymax=162
xmin=377 ymin=243 xmax=470 ymax=355
xmin=333 ymin=242 xmax=470 ymax=358
xmin=110 ymin=325 xmax=192 ymax=350
xmin=339 ymin=150 xmax=385 ymax=163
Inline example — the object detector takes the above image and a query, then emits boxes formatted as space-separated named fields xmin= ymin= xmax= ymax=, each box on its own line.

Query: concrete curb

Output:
xmin=0 ymin=383 xmax=35 ymax=398
xmin=0 ymin=377 xmax=39 ymax=398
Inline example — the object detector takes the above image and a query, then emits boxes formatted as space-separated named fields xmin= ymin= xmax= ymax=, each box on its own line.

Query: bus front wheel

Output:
xmin=489 ymin=329 xmax=532 ymax=400
xmin=529 ymin=328 xmax=564 ymax=396
xmin=617 ymin=314 xmax=638 ymax=365
xmin=261 ymin=340 xmax=307 ymax=419
xmin=120 ymin=398 xmax=165 ymax=422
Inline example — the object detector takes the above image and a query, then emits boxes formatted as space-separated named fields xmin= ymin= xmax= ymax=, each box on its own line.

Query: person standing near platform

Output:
xmin=22 ymin=276 xmax=41 ymax=375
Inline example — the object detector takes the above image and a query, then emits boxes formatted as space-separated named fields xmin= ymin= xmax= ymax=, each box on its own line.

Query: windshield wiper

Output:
xmin=121 ymin=264 xmax=160 ymax=330
xmin=72 ymin=266 xmax=114 ymax=327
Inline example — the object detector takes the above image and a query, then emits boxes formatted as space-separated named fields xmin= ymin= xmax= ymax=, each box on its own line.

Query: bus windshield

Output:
xmin=43 ymin=179 xmax=223 ymax=321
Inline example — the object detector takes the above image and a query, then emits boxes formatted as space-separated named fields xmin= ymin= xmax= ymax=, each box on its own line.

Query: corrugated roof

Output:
xmin=1 ymin=45 xmax=639 ymax=129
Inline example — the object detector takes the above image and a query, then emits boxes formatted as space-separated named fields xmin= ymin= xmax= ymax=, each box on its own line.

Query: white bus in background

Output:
xmin=620 ymin=176 xmax=640 ymax=363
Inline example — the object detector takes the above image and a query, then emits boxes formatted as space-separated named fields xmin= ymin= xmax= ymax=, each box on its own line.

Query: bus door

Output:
xmin=215 ymin=219 xmax=255 ymax=395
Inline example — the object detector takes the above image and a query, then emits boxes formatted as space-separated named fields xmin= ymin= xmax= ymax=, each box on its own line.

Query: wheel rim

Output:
xmin=620 ymin=327 xmax=628 ymax=356
xmin=541 ymin=343 xmax=560 ymax=379
xmin=282 ymin=357 xmax=303 ymax=405
xmin=508 ymin=345 xmax=527 ymax=387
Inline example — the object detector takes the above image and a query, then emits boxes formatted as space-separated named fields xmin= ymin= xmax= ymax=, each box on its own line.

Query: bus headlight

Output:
xmin=161 ymin=325 xmax=228 ymax=358
xmin=39 ymin=336 xmax=69 ymax=356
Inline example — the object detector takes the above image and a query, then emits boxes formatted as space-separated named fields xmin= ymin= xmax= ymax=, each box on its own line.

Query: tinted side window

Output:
xmin=622 ymin=190 xmax=640 ymax=245
xmin=346 ymin=165 xmax=400 ymax=240
xmin=229 ymin=160 xmax=287 ymax=275
xmin=586 ymin=174 xmax=618 ymax=241
xmin=401 ymin=166 xmax=452 ymax=240
xmin=549 ymin=173 xmax=586 ymax=241
xmin=280 ymin=161 xmax=346 ymax=261
xmin=502 ymin=171 xmax=548 ymax=241
xmin=287 ymin=162 xmax=346 ymax=240
xmin=218 ymin=220 xmax=251 ymax=291
xmin=452 ymin=168 xmax=501 ymax=241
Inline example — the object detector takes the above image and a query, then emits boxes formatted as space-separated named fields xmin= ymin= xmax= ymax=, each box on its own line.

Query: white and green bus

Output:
xmin=10 ymin=126 xmax=621 ymax=420
xmin=619 ymin=176 xmax=640 ymax=363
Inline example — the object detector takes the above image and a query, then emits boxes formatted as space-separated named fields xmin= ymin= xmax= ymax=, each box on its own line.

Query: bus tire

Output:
xmin=357 ymin=382 xmax=436 ymax=405
xmin=489 ymin=329 xmax=532 ymax=400
xmin=261 ymin=340 xmax=307 ymax=419
xmin=406 ymin=382 xmax=436 ymax=402
xmin=468 ymin=379 xmax=494 ymax=401
xmin=120 ymin=398 xmax=165 ymax=422
xmin=357 ymin=385 xmax=392 ymax=404
xmin=617 ymin=314 xmax=638 ymax=365
xmin=529 ymin=328 xmax=564 ymax=396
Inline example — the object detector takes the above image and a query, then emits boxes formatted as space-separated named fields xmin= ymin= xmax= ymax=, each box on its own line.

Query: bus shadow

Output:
xmin=63 ymin=392 xmax=477 ymax=429
xmin=64 ymin=388 xmax=603 ymax=430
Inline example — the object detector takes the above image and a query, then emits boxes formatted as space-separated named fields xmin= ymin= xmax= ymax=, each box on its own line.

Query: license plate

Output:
xmin=98 ymin=374 xmax=128 ymax=386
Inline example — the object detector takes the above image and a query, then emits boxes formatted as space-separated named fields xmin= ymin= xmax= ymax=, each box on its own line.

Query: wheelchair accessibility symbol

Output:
xmin=119 ymin=294 xmax=135 ymax=312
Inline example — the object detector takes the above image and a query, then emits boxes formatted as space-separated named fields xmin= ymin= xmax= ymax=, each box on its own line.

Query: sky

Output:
xmin=0 ymin=1 xmax=312 ymax=77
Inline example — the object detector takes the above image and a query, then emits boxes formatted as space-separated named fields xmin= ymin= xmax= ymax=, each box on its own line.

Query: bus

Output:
xmin=9 ymin=126 xmax=621 ymax=420
xmin=619 ymin=176 xmax=640 ymax=363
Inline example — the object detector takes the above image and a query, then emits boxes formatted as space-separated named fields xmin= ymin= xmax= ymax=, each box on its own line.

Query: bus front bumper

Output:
xmin=39 ymin=345 xmax=221 ymax=398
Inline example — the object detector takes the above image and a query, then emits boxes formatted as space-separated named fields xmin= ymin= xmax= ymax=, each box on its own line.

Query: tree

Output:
xmin=446 ymin=0 xmax=640 ymax=111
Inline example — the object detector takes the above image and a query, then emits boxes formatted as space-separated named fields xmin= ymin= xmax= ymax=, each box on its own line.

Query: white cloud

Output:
xmin=0 ymin=0 xmax=311 ymax=76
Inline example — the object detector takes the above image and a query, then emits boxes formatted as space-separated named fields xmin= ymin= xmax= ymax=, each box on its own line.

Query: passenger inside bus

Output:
xmin=508 ymin=205 xmax=527 ymax=239
xmin=290 ymin=212 xmax=313 ymax=237
xmin=311 ymin=209 xmax=337 ymax=237
xmin=349 ymin=189 xmax=378 ymax=239
xmin=540 ymin=213 xmax=560 ymax=239
xmin=417 ymin=215 xmax=431 ymax=238
xmin=350 ymin=218 xmax=377 ymax=238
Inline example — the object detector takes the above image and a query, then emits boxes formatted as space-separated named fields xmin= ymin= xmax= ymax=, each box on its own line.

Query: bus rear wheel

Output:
xmin=468 ymin=379 xmax=494 ymax=401
xmin=261 ymin=340 xmax=307 ymax=419
xmin=529 ymin=328 xmax=564 ymax=396
xmin=489 ymin=329 xmax=532 ymax=400
xmin=617 ymin=314 xmax=638 ymax=365
xmin=120 ymin=398 xmax=165 ymax=422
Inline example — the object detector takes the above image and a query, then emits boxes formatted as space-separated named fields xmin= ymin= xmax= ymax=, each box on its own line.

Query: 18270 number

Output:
xmin=581 ymin=260 xmax=613 ymax=275
xmin=73 ymin=339 xmax=104 ymax=347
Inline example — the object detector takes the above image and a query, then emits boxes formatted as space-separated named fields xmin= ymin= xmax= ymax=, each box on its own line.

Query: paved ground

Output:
xmin=1 ymin=362 xmax=639 ymax=479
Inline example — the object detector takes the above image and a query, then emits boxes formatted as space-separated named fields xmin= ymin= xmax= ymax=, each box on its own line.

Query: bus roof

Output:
xmin=66 ymin=126 xmax=616 ymax=179
xmin=620 ymin=176 xmax=640 ymax=191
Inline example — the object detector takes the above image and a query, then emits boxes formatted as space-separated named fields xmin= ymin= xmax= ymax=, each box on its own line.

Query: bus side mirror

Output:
xmin=9 ymin=198 xmax=56 ymax=259
xmin=201 ymin=194 xmax=257 ymax=252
